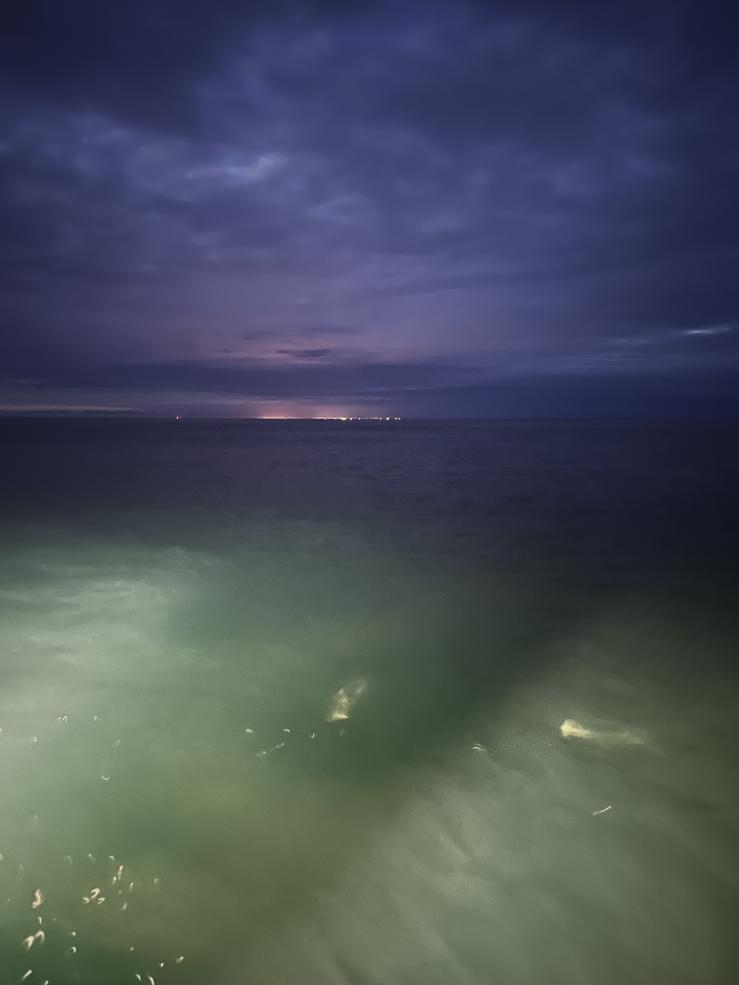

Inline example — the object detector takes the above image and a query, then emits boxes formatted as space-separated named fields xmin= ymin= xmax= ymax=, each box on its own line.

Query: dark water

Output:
xmin=0 ymin=418 xmax=737 ymax=985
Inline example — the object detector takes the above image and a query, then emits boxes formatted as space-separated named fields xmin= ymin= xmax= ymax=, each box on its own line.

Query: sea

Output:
xmin=0 ymin=417 xmax=736 ymax=985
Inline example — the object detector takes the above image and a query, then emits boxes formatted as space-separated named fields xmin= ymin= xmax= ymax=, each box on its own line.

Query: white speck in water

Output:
xmin=32 ymin=889 xmax=44 ymax=909
xmin=87 ymin=854 xmax=96 ymax=863
xmin=122 ymin=901 xmax=128 ymax=911
xmin=283 ymin=728 xmax=291 ymax=733
xmin=175 ymin=955 xmax=184 ymax=964
xmin=22 ymin=936 xmax=34 ymax=951
xmin=153 ymin=877 xmax=160 ymax=888
xmin=244 ymin=728 xmax=253 ymax=734
xmin=20 ymin=971 xmax=32 ymax=983
xmin=69 ymin=945 xmax=77 ymax=954
xmin=471 ymin=743 xmax=486 ymax=752
xmin=114 ymin=738 xmax=121 ymax=747
xmin=100 ymin=775 xmax=111 ymax=782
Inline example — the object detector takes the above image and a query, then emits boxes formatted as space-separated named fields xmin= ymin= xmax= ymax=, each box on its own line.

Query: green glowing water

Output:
xmin=0 ymin=420 xmax=736 ymax=984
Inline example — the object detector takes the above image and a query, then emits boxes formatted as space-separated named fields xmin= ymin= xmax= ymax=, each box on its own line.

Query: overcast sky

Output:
xmin=1 ymin=0 xmax=737 ymax=417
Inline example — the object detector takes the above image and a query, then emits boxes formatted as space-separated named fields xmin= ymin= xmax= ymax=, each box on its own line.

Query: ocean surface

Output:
xmin=0 ymin=417 xmax=737 ymax=985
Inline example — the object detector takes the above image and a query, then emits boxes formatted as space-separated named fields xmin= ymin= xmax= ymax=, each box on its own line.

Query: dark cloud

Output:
xmin=276 ymin=348 xmax=333 ymax=358
xmin=0 ymin=0 xmax=737 ymax=414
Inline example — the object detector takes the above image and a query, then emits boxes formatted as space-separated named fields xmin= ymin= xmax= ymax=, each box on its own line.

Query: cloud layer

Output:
xmin=1 ymin=0 xmax=737 ymax=414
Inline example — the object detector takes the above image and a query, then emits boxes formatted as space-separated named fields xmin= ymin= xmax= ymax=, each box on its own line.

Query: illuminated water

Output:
xmin=0 ymin=419 xmax=737 ymax=985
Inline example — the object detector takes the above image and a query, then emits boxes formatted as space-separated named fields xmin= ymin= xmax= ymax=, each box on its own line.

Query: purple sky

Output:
xmin=1 ymin=1 xmax=737 ymax=416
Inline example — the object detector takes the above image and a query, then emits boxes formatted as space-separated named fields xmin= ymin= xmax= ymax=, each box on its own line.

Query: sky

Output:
xmin=1 ymin=0 xmax=737 ymax=418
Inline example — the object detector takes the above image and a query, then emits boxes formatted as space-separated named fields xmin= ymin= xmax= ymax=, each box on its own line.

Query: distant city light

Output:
xmin=314 ymin=416 xmax=402 ymax=422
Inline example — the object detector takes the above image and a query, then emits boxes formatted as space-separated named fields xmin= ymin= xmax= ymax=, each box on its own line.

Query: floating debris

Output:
xmin=244 ymin=728 xmax=253 ymax=734
xmin=559 ymin=718 xmax=647 ymax=747
xmin=471 ymin=743 xmax=487 ymax=753
xmin=31 ymin=889 xmax=44 ymax=909
xmin=592 ymin=804 xmax=613 ymax=816
xmin=23 ymin=929 xmax=45 ymax=950
xmin=326 ymin=678 xmax=367 ymax=723
xmin=20 ymin=971 xmax=32 ymax=983
xmin=100 ymin=775 xmax=111 ymax=783
xmin=175 ymin=955 xmax=184 ymax=964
